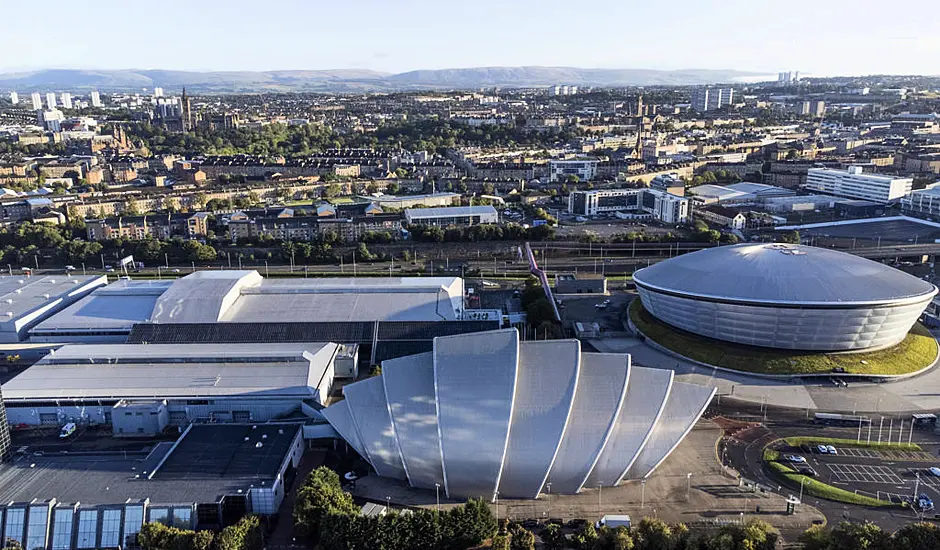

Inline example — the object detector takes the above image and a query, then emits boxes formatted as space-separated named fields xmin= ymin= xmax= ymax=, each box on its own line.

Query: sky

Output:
xmin=2 ymin=0 xmax=938 ymax=76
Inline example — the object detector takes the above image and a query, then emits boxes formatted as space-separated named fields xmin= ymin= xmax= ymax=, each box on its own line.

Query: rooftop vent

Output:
xmin=6 ymin=312 xmax=12 ymax=317
xmin=4 ymin=299 xmax=12 ymax=305
xmin=255 ymin=442 xmax=263 ymax=448
xmin=43 ymin=294 xmax=50 ymax=299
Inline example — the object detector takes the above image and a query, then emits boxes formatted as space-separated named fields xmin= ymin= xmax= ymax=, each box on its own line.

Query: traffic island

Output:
xmin=628 ymin=299 xmax=938 ymax=376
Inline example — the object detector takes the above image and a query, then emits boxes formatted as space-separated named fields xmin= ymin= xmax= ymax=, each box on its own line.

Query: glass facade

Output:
xmin=99 ymin=509 xmax=121 ymax=548
xmin=76 ymin=510 xmax=98 ymax=549
xmin=4 ymin=507 xmax=25 ymax=545
xmin=122 ymin=505 xmax=144 ymax=549
xmin=51 ymin=508 xmax=74 ymax=550
xmin=25 ymin=505 xmax=49 ymax=550
xmin=148 ymin=507 xmax=169 ymax=525
xmin=170 ymin=507 xmax=192 ymax=529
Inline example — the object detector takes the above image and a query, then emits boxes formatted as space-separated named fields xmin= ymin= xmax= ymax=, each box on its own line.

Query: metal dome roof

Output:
xmin=633 ymin=243 xmax=938 ymax=306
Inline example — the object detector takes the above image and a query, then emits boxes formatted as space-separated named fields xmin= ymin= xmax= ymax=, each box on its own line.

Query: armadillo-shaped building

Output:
xmin=322 ymin=329 xmax=714 ymax=500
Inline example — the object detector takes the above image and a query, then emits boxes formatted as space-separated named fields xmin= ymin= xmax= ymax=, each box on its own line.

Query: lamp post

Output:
xmin=435 ymin=483 xmax=440 ymax=513
xmin=494 ymin=491 xmax=500 ymax=525
xmin=385 ymin=495 xmax=391 ymax=512
xmin=597 ymin=483 xmax=603 ymax=518
xmin=799 ymin=477 xmax=806 ymax=503
xmin=641 ymin=479 xmax=647 ymax=508
xmin=686 ymin=472 xmax=693 ymax=502
xmin=546 ymin=483 xmax=552 ymax=518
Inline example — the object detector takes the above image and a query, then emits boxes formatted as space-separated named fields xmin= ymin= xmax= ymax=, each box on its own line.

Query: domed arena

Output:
xmin=633 ymin=243 xmax=938 ymax=352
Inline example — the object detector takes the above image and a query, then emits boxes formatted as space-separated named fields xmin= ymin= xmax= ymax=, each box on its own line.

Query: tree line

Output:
xmin=293 ymin=467 xmax=497 ymax=549
xmin=134 ymin=515 xmax=261 ymax=550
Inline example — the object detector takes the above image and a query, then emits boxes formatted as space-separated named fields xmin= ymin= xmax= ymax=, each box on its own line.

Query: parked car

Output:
xmin=919 ymin=493 xmax=934 ymax=511
xmin=817 ymin=445 xmax=829 ymax=454
xmin=785 ymin=455 xmax=807 ymax=464
xmin=929 ymin=467 xmax=940 ymax=477
xmin=826 ymin=445 xmax=837 ymax=455
xmin=797 ymin=466 xmax=818 ymax=477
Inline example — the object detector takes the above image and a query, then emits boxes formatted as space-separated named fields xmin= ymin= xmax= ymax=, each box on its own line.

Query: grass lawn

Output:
xmin=765 ymin=461 xmax=896 ymax=507
xmin=629 ymin=299 xmax=937 ymax=376
xmin=780 ymin=436 xmax=921 ymax=451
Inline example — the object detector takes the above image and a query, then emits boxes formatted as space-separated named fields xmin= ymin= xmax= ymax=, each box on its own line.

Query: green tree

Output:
xmin=826 ymin=522 xmax=889 ymax=550
xmin=293 ymin=467 xmax=359 ymax=543
xmin=216 ymin=515 xmax=262 ymax=550
xmin=633 ymin=518 xmax=672 ymax=550
xmin=509 ymin=524 xmax=536 ymax=550
xmin=541 ymin=524 xmax=566 ymax=550
xmin=892 ymin=522 xmax=940 ymax=550
xmin=596 ymin=526 xmax=635 ymax=550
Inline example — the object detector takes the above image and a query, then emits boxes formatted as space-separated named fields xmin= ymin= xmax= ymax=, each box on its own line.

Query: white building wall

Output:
xmin=806 ymin=168 xmax=912 ymax=203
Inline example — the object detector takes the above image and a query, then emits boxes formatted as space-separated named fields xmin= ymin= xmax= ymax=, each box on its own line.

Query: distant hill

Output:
xmin=0 ymin=67 xmax=766 ymax=93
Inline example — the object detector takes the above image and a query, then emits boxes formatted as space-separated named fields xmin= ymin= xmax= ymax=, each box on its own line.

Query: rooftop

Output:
xmin=30 ymin=279 xmax=173 ymax=333
xmin=1 ymin=342 xmax=338 ymax=400
xmin=634 ymin=243 xmax=938 ymax=306
xmin=405 ymin=205 xmax=498 ymax=219
xmin=0 ymin=424 xmax=301 ymax=505
xmin=0 ymin=275 xmax=105 ymax=321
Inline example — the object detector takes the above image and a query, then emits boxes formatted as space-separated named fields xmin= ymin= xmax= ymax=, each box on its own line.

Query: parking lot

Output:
xmin=777 ymin=441 xmax=940 ymax=506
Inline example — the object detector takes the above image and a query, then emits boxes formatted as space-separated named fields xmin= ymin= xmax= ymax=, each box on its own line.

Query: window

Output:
xmin=99 ymin=509 xmax=121 ymax=548
xmin=26 ymin=505 xmax=50 ymax=550
xmin=51 ymin=508 xmax=74 ymax=550
xmin=170 ymin=507 xmax=192 ymax=529
xmin=148 ymin=508 xmax=169 ymax=525
xmin=76 ymin=510 xmax=98 ymax=549
xmin=5 ymin=507 xmax=25 ymax=545
xmin=122 ymin=505 xmax=143 ymax=549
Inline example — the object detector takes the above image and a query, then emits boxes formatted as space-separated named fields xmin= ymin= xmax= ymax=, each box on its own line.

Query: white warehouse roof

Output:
xmin=2 ymin=342 xmax=339 ymax=401
xmin=405 ymin=205 xmax=498 ymax=220
xmin=0 ymin=274 xmax=106 ymax=341
xmin=32 ymin=272 xmax=466 ymax=336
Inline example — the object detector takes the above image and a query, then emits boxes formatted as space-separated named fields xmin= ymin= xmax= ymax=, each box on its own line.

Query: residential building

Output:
xmin=404 ymin=205 xmax=498 ymax=226
xmin=30 ymin=92 xmax=42 ymax=110
xmin=549 ymin=159 xmax=599 ymax=182
xmin=38 ymin=109 xmax=64 ymax=132
xmin=8 ymin=92 xmax=17 ymax=105
xmin=805 ymin=166 xmax=912 ymax=203
xmin=90 ymin=91 xmax=102 ymax=108
xmin=154 ymin=87 xmax=164 ymax=97
xmin=86 ymin=213 xmax=211 ymax=241
xmin=45 ymin=92 xmax=56 ymax=108
xmin=568 ymin=188 xmax=691 ymax=224
xmin=691 ymin=87 xmax=735 ymax=111
xmin=60 ymin=92 xmax=72 ymax=109
xmin=696 ymin=205 xmax=746 ymax=229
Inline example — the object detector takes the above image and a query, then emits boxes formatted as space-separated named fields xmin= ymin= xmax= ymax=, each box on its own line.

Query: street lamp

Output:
xmin=686 ymin=472 xmax=693 ymax=502
xmin=799 ymin=477 xmax=806 ymax=503
xmin=640 ymin=479 xmax=647 ymax=508
xmin=597 ymin=483 xmax=603 ymax=518
xmin=494 ymin=491 xmax=500 ymax=525
xmin=435 ymin=483 xmax=440 ymax=513
xmin=546 ymin=482 xmax=552 ymax=518
xmin=385 ymin=495 xmax=391 ymax=512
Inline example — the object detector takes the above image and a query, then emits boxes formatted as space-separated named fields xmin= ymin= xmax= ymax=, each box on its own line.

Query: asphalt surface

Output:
xmin=716 ymin=402 xmax=940 ymax=531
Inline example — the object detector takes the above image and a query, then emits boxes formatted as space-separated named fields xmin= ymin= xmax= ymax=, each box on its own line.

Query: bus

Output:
xmin=813 ymin=413 xmax=871 ymax=426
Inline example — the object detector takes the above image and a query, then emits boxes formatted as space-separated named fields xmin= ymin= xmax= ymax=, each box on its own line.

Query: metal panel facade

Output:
xmin=434 ymin=329 xmax=519 ymax=500
xmin=382 ymin=352 xmax=445 ymax=490
xmin=498 ymin=340 xmax=580 ymax=499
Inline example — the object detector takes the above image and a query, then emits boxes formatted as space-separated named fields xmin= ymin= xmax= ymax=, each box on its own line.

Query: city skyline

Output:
xmin=2 ymin=0 xmax=939 ymax=77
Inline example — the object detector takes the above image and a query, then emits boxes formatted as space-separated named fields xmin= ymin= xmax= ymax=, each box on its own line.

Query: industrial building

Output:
xmin=0 ymin=275 xmax=106 ymax=342
xmin=555 ymin=273 xmax=607 ymax=294
xmin=2 ymin=342 xmax=343 ymax=427
xmin=404 ymin=205 xmax=498 ymax=226
xmin=901 ymin=183 xmax=940 ymax=219
xmin=31 ymin=272 xmax=470 ymax=343
xmin=805 ymin=166 xmax=912 ymax=204
xmin=324 ymin=329 xmax=715 ymax=500
xmin=689 ymin=182 xmax=794 ymax=205
xmin=634 ymin=243 xmax=937 ymax=351
xmin=567 ymin=188 xmax=691 ymax=223
xmin=0 ymin=423 xmax=303 ymax=549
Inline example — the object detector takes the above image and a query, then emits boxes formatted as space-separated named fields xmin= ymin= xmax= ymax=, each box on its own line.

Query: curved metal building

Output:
xmin=323 ymin=329 xmax=714 ymax=500
xmin=633 ymin=243 xmax=938 ymax=351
